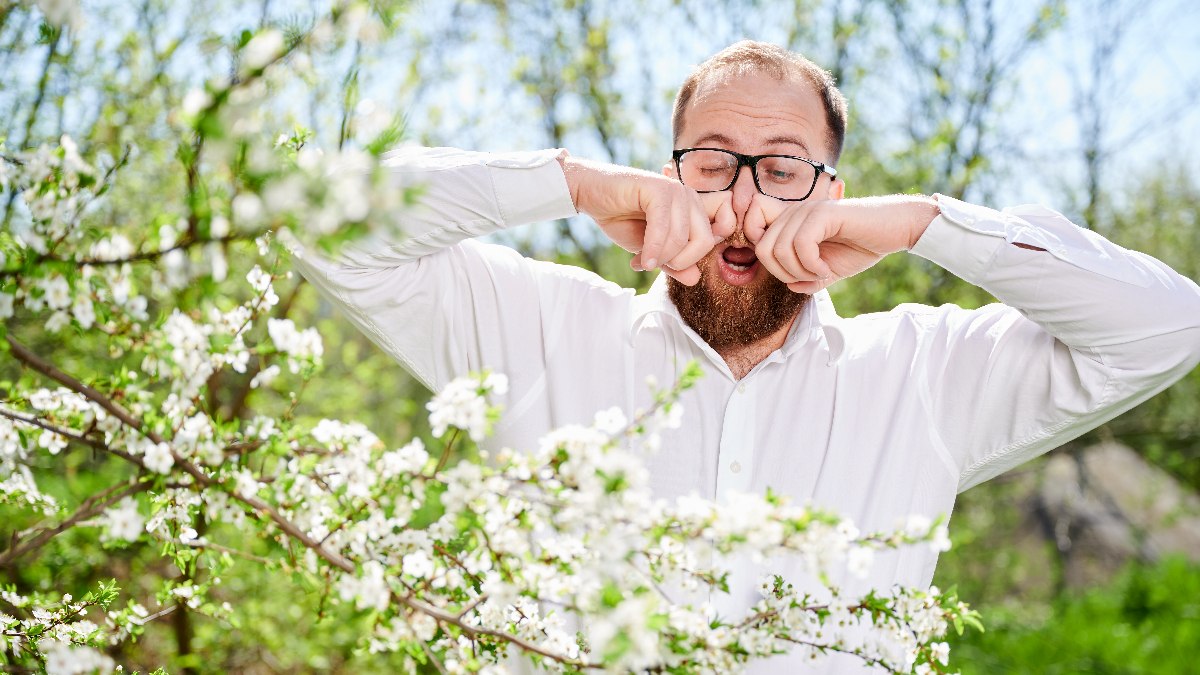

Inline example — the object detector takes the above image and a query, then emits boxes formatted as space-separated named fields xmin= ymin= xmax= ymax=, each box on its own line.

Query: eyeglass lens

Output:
xmin=676 ymin=149 xmax=818 ymax=200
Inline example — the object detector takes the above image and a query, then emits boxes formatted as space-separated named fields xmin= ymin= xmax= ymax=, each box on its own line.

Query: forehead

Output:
xmin=680 ymin=71 xmax=829 ymax=160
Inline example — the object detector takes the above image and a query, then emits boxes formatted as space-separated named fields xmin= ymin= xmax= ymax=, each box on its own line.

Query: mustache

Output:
xmin=719 ymin=226 xmax=752 ymax=249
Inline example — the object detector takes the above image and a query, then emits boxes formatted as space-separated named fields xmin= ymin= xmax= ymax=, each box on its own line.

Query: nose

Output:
xmin=729 ymin=165 xmax=757 ymax=233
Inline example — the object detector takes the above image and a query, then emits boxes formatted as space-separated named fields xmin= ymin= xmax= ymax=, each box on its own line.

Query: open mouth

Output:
xmin=722 ymin=246 xmax=757 ymax=272
xmin=717 ymin=246 xmax=759 ymax=286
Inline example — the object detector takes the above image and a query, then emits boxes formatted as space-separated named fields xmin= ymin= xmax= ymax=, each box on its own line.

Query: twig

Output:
xmin=0 ymin=234 xmax=250 ymax=280
xmin=419 ymin=639 xmax=450 ymax=675
xmin=0 ymin=407 xmax=141 ymax=465
xmin=0 ymin=480 xmax=152 ymax=567
xmin=155 ymin=535 xmax=279 ymax=568
xmin=130 ymin=603 xmax=179 ymax=626
xmin=7 ymin=335 xmax=163 ymax=443
xmin=318 ymin=499 xmax=371 ymax=545
xmin=453 ymin=594 xmax=487 ymax=622
xmin=435 ymin=429 xmax=460 ymax=474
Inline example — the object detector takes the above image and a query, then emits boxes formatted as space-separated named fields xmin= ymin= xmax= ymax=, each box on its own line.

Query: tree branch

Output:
xmin=0 ymin=479 xmax=151 ymax=567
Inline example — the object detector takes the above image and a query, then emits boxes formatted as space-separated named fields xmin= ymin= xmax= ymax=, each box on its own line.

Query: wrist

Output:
xmin=905 ymin=195 xmax=940 ymax=250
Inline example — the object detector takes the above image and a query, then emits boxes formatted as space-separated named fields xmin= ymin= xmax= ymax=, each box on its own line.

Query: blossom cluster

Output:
xmin=284 ymin=369 xmax=975 ymax=674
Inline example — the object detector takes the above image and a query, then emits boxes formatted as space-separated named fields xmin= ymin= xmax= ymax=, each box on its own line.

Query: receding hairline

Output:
xmin=671 ymin=41 xmax=847 ymax=164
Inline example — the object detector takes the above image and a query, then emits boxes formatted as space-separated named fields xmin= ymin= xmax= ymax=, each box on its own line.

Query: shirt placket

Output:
xmin=715 ymin=378 xmax=757 ymax=502
xmin=712 ymin=376 xmax=761 ymax=616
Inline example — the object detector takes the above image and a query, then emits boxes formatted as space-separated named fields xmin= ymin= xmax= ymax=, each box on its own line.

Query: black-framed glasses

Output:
xmin=672 ymin=147 xmax=838 ymax=201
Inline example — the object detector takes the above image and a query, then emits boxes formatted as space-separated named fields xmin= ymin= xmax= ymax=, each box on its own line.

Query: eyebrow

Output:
xmin=690 ymin=133 xmax=812 ymax=157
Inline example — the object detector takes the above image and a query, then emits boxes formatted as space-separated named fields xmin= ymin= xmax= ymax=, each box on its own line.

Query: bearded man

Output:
xmin=290 ymin=41 xmax=1200 ymax=672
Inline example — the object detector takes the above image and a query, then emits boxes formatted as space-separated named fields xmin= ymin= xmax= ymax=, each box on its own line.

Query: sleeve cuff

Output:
xmin=910 ymin=194 xmax=1155 ymax=288
xmin=909 ymin=193 xmax=1013 ymax=283
xmin=488 ymin=149 xmax=578 ymax=226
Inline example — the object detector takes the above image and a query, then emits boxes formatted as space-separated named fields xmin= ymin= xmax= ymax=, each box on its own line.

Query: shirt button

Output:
xmin=737 ymin=384 xmax=747 ymax=394
xmin=730 ymin=461 xmax=742 ymax=474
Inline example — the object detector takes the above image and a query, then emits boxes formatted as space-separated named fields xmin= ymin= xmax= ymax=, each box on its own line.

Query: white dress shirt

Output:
xmin=288 ymin=147 xmax=1200 ymax=673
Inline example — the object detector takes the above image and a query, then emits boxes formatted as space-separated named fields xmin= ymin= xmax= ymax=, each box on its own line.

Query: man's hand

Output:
xmin=743 ymin=194 xmax=940 ymax=294
xmin=561 ymin=155 xmax=735 ymax=286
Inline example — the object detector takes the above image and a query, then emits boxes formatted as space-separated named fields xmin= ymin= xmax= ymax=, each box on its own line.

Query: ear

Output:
xmin=826 ymin=178 xmax=845 ymax=201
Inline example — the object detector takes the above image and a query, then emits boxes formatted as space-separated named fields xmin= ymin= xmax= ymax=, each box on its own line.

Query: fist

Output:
xmin=561 ymin=155 xmax=735 ymax=286
xmin=743 ymin=193 xmax=939 ymax=294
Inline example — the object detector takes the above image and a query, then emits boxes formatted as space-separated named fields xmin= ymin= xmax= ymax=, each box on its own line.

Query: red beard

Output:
xmin=666 ymin=242 xmax=808 ymax=351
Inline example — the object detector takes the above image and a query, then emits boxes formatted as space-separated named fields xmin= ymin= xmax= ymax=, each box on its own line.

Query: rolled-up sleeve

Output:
xmin=909 ymin=195 xmax=1200 ymax=491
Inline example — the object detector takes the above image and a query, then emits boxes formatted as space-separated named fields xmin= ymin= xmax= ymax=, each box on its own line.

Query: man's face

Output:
xmin=665 ymin=71 xmax=844 ymax=351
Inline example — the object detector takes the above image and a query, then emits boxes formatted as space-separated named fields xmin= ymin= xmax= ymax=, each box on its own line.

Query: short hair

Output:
xmin=671 ymin=41 xmax=848 ymax=164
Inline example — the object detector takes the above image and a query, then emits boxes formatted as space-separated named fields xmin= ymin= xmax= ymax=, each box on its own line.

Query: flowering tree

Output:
xmin=1 ymin=1 xmax=980 ymax=673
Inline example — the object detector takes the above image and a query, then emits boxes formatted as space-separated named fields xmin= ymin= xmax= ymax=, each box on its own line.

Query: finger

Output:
xmin=744 ymin=193 xmax=787 ymax=245
xmin=772 ymin=219 xmax=811 ymax=283
xmin=792 ymin=211 xmax=835 ymax=281
xmin=663 ymin=264 xmax=701 ymax=286
xmin=787 ymin=279 xmax=830 ymax=295
xmin=636 ymin=251 xmax=700 ymax=285
xmin=657 ymin=198 xmax=694 ymax=271
xmin=754 ymin=211 xmax=799 ymax=284
xmin=639 ymin=200 xmax=673 ymax=269
xmin=702 ymin=192 xmax=736 ymax=241
xmin=666 ymin=198 xmax=719 ymax=273
xmin=743 ymin=197 xmax=768 ymax=245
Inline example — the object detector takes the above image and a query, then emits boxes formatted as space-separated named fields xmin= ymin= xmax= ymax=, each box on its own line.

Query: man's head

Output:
xmin=665 ymin=41 xmax=847 ymax=351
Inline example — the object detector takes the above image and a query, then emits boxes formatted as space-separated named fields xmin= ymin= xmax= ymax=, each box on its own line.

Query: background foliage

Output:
xmin=2 ymin=0 xmax=1198 ymax=672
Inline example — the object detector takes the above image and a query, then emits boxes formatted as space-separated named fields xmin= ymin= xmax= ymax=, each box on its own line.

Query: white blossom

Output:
xmin=425 ymin=373 xmax=503 ymax=442
xmin=101 ymin=497 xmax=145 ymax=542
xmin=37 ymin=430 xmax=68 ymax=455
xmin=41 ymin=274 xmax=71 ymax=310
xmin=181 ymin=88 xmax=211 ymax=117
xmin=930 ymin=524 xmax=952 ymax=553
xmin=338 ymin=560 xmax=390 ymax=612
xmin=45 ymin=311 xmax=70 ymax=332
xmin=232 ymin=192 xmax=264 ymax=226
xmin=242 ymin=29 xmax=284 ymax=71
xmin=34 ymin=0 xmax=82 ymax=31
xmin=210 ymin=214 xmax=230 ymax=237
xmin=401 ymin=550 xmax=434 ymax=579
xmin=267 ymin=318 xmax=323 ymax=372
xmin=71 ymin=293 xmax=95 ymax=329
xmin=931 ymin=641 xmax=950 ymax=665
xmin=249 ymin=364 xmax=281 ymax=389
xmin=40 ymin=640 xmax=114 ymax=675
xmin=142 ymin=441 xmax=174 ymax=474
xmin=593 ymin=406 xmax=627 ymax=435
xmin=246 ymin=265 xmax=272 ymax=293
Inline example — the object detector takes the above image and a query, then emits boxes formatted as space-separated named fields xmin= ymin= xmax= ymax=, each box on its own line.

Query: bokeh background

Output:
xmin=3 ymin=0 xmax=1198 ymax=672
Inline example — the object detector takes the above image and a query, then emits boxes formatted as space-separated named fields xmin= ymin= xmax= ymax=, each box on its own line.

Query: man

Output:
xmin=290 ymin=41 xmax=1200 ymax=671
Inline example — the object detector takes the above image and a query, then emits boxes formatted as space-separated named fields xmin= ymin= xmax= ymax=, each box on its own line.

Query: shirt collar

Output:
xmin=630 ymin=274 xmax=847 ymax=365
